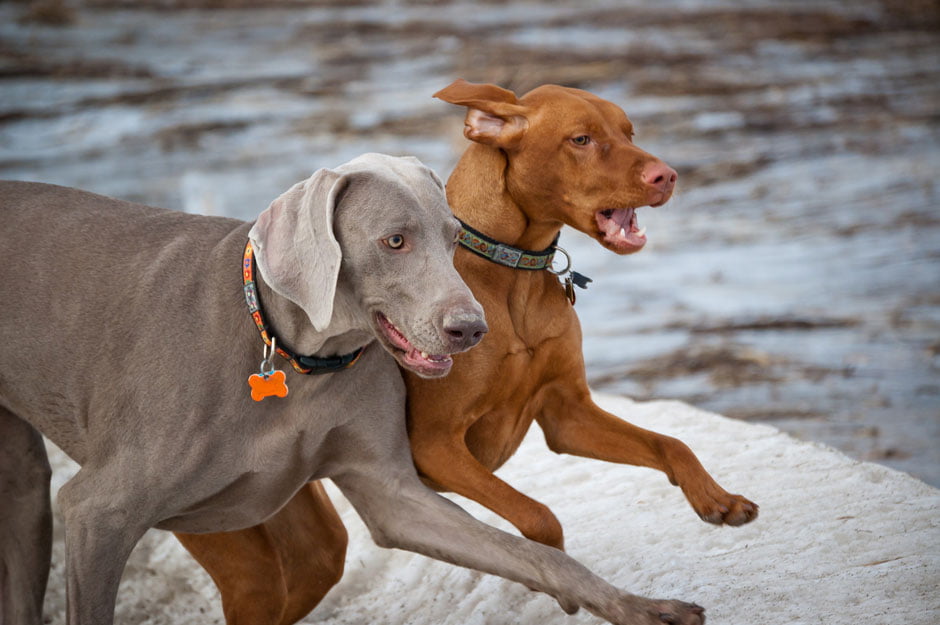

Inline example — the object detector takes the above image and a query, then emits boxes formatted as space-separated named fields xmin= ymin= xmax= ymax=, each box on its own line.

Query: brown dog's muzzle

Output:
xmin=640 ymin=160 xmax=678 ymax=207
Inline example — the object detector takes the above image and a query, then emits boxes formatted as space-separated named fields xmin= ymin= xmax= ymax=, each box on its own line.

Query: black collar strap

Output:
xmin=457 ymin=220 xmax=557 ymax=270
xmin=243 ymin=240 xmax=366 ymax=375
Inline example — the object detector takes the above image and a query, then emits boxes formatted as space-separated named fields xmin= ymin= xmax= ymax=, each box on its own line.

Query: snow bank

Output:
xmin=43 ymin=394 xmax=939 ymax=624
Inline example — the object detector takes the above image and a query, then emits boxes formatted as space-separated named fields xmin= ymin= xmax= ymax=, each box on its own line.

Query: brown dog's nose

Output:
xmin=641 ymin=161 xmax=678 ymax=204
xmin=443 ymin=309 xmax=488 ymax=351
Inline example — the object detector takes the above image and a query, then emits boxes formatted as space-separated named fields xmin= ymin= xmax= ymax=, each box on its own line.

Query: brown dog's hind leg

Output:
xmin=538 ymin=386 xmax=758 ymax=527
xmin=177 ymin=481 xmax=348 ymax=625
xmin=0 ymin=407 xmax=52 ymax=625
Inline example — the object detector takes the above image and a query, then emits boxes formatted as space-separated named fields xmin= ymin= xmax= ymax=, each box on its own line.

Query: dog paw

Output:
xmin=681 ymin=479 xmax=758 ymax=527
xmin=650 ymin=600 xmax=705 ymax=625
xmin=696 ymin=492 xmax=758 ymax=526
xmin=519 ymin=501 xmax=565 ymax=550
xmin=597 ymin=596 xmax=705 ymax=625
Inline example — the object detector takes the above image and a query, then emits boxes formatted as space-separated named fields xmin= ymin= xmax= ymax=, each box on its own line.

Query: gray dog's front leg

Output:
xmin=57 ymin=468 xmax=153 ymax=625
xmin=332 ymin=468 xmax=699 ymax=625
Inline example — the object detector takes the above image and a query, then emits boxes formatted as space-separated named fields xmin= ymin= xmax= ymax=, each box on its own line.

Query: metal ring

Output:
xmin=260 ymin=337 xmax=277 ymax=376
xmin=260 ymin=358 xmax=276 ymax=377
xmin=546 ymin=245 xmax=572 ymax=276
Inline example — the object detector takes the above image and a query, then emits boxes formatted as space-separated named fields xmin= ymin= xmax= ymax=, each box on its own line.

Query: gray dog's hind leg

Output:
xmin=0 ymin=407 xmax=53 ymax=625
xmin=57 ymin=466 xmax=154 ymax=625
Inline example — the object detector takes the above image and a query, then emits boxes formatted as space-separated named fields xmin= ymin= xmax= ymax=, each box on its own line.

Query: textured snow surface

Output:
xmin=43 ymin=394 xmax=938 ymax=625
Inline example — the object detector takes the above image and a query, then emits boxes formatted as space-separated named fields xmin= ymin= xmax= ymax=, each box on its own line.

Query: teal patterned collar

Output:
xmin=456 ymin=220 xmax=558 ymax=270
xmin=455 ymin=219 xmax=593 ymax=304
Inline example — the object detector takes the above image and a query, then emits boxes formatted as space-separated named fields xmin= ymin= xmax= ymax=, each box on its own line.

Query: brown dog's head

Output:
xmin=434 ymin=79 xmax=677 ymax=255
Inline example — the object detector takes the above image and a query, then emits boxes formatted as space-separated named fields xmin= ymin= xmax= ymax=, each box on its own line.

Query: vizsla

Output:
xmin=177 ymin=81 xmax=757 ymax=624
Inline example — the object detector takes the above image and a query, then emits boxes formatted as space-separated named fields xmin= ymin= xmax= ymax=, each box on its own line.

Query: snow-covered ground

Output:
xmin=42 ymin=394 xmax=939 ymax=625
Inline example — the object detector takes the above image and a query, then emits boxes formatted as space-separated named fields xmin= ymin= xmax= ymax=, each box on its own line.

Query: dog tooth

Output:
xmin=620 ymin=227 xmax=627 ymax=238
xmin=637 ymin=226 xmax=647 ymax=237
xmin=421 ymin=351 xmax=429 ymax=359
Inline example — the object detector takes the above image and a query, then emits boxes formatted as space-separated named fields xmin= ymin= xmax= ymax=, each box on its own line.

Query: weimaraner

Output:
xmin=0 ymin=153 xmax=703 ymax=625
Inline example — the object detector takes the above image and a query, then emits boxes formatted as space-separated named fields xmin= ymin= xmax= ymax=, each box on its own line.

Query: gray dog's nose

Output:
xmin=443 ymin=309 xmax=488 ymax=351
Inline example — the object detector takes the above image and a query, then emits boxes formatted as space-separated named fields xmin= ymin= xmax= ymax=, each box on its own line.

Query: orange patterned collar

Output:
xmin=242 ymin=240 xmax=366 ymax=375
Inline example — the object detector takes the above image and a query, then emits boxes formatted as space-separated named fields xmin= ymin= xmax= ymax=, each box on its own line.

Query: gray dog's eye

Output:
xmin=384 ymin=234 xmax=405 ymax=249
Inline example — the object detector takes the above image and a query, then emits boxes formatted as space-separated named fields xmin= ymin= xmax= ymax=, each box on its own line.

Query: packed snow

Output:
xmin=42 ymin=394 xmax=939 ymax=625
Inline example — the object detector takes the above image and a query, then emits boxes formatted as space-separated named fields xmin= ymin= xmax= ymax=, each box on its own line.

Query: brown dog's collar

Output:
xmin=456 ymin=220 xmax=592 ymax=304
xmin=243 ymin=240 xmax=366 ymax=375
xmin=457 ymin=220 xmax=557 ymax=270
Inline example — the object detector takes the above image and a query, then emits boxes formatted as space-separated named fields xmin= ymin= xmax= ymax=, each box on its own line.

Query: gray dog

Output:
xmin=0 ymin=153 xmax=703 ymax=625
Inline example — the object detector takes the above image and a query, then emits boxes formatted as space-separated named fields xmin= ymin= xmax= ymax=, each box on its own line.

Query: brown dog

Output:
xmin=177 ymin=80 xmax=757 ymax=624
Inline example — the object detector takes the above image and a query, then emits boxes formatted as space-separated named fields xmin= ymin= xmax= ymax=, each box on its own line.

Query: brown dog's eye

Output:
xmin=571 ymin=135 xmax=591 ymax=146
xmin=384 ymin=234 xmax=405 ymax=249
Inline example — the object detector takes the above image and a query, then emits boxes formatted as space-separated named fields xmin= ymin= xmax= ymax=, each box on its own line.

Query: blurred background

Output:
xmin=2 ymin=0 xmax=938 ymax=486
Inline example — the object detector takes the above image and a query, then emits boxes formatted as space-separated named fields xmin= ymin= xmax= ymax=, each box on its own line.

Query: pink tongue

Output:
xmin=605 ymin=209 xmax=632 ymax=237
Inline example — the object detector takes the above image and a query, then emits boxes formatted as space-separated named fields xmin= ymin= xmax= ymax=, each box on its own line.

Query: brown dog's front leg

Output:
xmin=538 ymin=385 xmax=758 ymax=526
xmin=410 ymin=428 xmax=566 ymax=549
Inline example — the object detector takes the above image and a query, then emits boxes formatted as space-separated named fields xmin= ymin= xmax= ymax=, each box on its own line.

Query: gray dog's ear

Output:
xmin=249 ymin=169 xmax=347 ymax=332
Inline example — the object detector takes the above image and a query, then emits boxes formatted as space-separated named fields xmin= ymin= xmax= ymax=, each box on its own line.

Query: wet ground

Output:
xmin=2 ymin=0 xmax=938 ymax=485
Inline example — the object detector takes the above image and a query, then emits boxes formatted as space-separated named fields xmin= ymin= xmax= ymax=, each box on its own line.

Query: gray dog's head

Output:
xmin=249 ymin=153 xmax=486 ymax=378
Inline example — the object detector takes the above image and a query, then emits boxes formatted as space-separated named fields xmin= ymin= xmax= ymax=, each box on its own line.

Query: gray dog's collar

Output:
xmin=243 ymin=240 xmax=366 ymax=376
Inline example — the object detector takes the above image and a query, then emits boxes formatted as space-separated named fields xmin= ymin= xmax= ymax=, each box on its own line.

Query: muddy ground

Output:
xmin=1 ymin=0 xmax=938 ymax=485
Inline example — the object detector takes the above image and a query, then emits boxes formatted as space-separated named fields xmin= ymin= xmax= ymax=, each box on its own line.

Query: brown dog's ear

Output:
xmin=249 ymin=169 xmax=346 ymax=332
xmin=434 ymin=79 xmax=528 ymax=150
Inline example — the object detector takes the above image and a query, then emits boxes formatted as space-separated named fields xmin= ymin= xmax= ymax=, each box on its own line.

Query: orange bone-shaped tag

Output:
xmin=248 ymin=370 xmax=289 ymax=401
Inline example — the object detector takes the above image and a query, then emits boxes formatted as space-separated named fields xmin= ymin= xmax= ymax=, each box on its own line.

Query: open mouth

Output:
xmin=595 ymin=207 xmax=647 ymax=254
xmin=374 ymin=312 xmax=453 ymax=378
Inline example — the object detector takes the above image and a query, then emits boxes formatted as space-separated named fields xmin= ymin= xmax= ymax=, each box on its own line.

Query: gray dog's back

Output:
xmin=0 ymin=181 xmax=253 ymax=461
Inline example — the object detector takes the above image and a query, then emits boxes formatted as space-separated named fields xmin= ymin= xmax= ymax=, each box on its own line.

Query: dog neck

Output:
xmin=246 ymin=246 xmax=372 ymax=366
xmin=447 ymin=143 xmax=563 ymax=251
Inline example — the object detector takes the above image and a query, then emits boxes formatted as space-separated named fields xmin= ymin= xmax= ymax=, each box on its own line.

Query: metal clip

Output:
xmin=548 ymin=246 xmax=591 ymax=305
xmin=260 ymin=337 xmax=277 ymax=377
xmin=564 ymin=276 xmax=576 ymax=304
